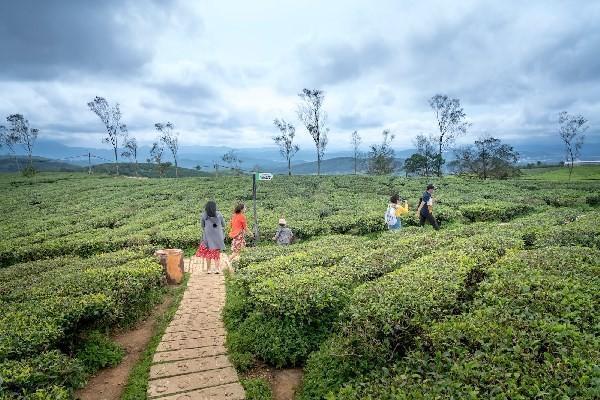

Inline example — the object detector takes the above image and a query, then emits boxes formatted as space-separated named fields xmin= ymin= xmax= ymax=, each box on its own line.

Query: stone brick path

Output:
xmin=147 ymin=257 xmax=245 ymax=399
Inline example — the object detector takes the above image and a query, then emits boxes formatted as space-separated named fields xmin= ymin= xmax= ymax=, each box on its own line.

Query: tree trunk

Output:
xmin=568 ymin=148 xmax=574 ymax=181
xmin=288 ymin=157 xmax=291 ymax=176
xmin=14 ymin=153 xmax=21 ymax=172
xmin=317 ymin=148 xmax=321 ymax=176
xmin=175 ymin=159 xmax=178 ymax=178
xmin=438 ymin=139 xmax=443 ymax=177
xmin=354 ymin=155 xmax=357 ymax=174
xmin=114 ymin=147 xmax=119 ymax=175
xmin=482 ymin=150 xmax=487 ymax=180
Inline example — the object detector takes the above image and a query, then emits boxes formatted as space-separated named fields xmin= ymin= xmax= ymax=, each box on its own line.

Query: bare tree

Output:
xmin=351 ymin=130 xmax=362 ymax=174
xmin=222 ymin=150 xmax=242 ymax=174
xmin=273 ymin=118 xmax=299 ymax=176
xmin=87 ymin=96 xmax=127 ymax=175
xmin=453 ymin=135 xmax=520 ymax=179
xmin=368 ymin=129 xmax=396 ymax=175
xmin=297 ymin=88 xmax=328 ymax=175
xmin=0 ymin=122 xmax=21 ymax=171
xmin=121 ymin=137 xmax=139 ymax=176
xmin=147 ymin=141 xmax=170 ymax=178
xmin=429 ymin=94 xmax=470 ymax=177
xmin=414 ymin=134 xmax=439 ymax=177
xmin=5 ymin=114 xmax=39 ymax=174
xmin=558 ymin=111 xmax=588 ymax=180
xmin=155 ymin=122 xmax=179 ymax=178
xmin=0 ymin=125 xmax=6 ymax=150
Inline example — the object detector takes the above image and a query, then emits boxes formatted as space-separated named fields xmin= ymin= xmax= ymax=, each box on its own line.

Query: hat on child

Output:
xmin=278 ymin=218 xmax=287 ymax=225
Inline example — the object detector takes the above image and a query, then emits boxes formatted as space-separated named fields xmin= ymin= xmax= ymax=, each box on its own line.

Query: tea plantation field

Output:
xmin=0 ymin=170 xmax=599 ymax=398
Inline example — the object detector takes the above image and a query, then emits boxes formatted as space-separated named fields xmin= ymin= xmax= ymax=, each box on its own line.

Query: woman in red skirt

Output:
xmin=229 ymin=203 xmax=253 ymax=263
xmin=195 ymin=201 xmax=226 ymax=273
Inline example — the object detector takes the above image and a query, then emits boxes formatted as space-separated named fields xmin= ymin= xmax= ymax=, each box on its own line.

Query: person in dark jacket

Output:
xmin=416 ymin=184 xmax=440 ymax=230
xmin=195 ymin=201 xmax=226 ymax=273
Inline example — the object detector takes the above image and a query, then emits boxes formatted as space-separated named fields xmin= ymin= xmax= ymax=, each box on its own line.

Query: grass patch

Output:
xmin=75 ymin=331 xmax=125 ymax=373
xmin=520 ymin=165 xmax=600 ymax=180
xmin=121 ymin=273 xmax=190 ymax=400
xmin=241 ymin=377 xmax=273 ymax=400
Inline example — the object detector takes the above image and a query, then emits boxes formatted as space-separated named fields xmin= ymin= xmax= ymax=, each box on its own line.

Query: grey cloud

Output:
xmin=337 ymin=112 xmax=382 ymax=130
xmin=399 ymin=1 xmax=600 ymax=112
xmin=138 ymin=100 xmax=246 ymax=131
xmin=43 ymin=123 xmax=101 ymax=135
xmin=151 ymin=81 xmax=217 ymax=104
xmin=0 ymin=0 xmax=171 ymax=80
xmin=297 ymin=38 xmax=392 ymax=86
xmin=1 ymin=0 xmax=599 ymax=150
xmin=529 ymin=30 xmax=600 ymax=85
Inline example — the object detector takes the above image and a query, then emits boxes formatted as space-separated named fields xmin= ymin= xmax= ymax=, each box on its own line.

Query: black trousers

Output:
xmin=419 ymin=213 xmax=440 ymax=230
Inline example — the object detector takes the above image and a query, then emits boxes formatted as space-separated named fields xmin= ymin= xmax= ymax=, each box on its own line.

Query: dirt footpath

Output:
xmin=75 ymin=296 xmax=174 ymax=400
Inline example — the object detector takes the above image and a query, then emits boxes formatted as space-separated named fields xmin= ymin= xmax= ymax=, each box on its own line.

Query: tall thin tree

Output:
xmin=222 ymin=150 xmax=242 ymax=175
xmin=429 ymin=94 xmax=470 ymax=177
xmin=351 ymin=130 xmax=361 ymax=174
xmin=155 ymin=122 xmax=179 ymax=178
xmin=273 ymin=118 xmax=300 ymax=176
xmin=121 ymin=137 xmax=139 ymax=176
xmin=87 ymin=96 xmax=127 ymax=175
xmin=367 ymin=129 xmax=396 ymax=175
xmin=558 ymin=111 xmax=588 ymax=181
xmin=0 ymin=121 xmax=21 ymax=171
xmin=414 ymin=134 xmax=438 ymax=177
xmin=6 ymin=114 xmax=39 ymax=173
xmin=297 ymin=89 xmax=328 ymax=175
xmin=147 ymin=141 xmax=169 ymax=178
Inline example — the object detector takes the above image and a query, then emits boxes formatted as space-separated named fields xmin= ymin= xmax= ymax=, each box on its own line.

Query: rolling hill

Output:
xmin=0 ymin=156 xmax=83 ymax=172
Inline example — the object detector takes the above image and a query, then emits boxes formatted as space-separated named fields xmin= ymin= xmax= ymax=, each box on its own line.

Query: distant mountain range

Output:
xmin=2 ymin=137 xmax=598 ymax=175
xmin=0 ymin=156 xmax=209 ymax=178
xmin=0 ymin=156 xmax=82 ymax=173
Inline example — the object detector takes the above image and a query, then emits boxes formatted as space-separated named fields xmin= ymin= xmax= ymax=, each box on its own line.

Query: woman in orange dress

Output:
xmin=229 ymin=203 xmax=252 ymax=263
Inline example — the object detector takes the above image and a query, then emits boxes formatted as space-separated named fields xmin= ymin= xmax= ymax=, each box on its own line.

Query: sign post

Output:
xmin=252 ymin=172 xmax=273 ymax=245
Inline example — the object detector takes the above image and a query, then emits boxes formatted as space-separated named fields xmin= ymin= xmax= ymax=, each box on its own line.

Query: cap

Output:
xmin=426 ymin=184 xmax=436 ymax=190
xmin=278 ymin=218 xmax=287 ymax=225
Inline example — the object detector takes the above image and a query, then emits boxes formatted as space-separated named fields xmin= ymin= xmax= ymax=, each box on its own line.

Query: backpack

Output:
xmin=385 ymin=205 xmax=398 ymax=226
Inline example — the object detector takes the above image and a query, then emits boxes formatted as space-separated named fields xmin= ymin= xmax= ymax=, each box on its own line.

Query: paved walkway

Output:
xmin=147 ymin=257 xmax=245 ymax=399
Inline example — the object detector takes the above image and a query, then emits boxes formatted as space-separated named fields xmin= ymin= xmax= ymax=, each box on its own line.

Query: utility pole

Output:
xmin=252 ymin=173 xmax=259 ymax=244
xmin=88 ymin=152 xmax=92 ymax=175
xmin=250 ymin=172 xmax=272 ymax=245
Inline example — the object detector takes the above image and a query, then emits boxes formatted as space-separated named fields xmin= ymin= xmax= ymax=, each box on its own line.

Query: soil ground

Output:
xmin=75 ymin=294 xmax=175 ymax=400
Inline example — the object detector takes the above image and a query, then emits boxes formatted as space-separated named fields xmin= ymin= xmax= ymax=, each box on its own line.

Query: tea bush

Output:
xmin=329 ymin=247 xmax=600 ymax=399
xmin=1 ymin=174 xmax=564 ymax=268
xmin=225 ymin=225 xmax=524 ymax=369
xmin=1 ymin=172 xmax=599 ymax=397
xmin=0 ymin=251 xmax=164 ymax=397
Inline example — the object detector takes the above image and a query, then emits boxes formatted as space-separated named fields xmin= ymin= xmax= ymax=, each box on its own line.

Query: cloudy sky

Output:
xmin=0 ymin=0 xmax=599 ymax=152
